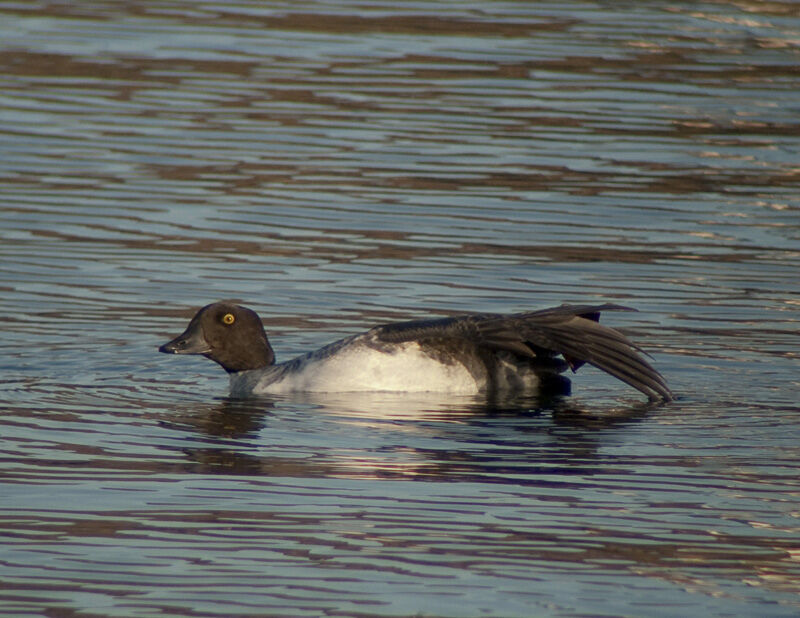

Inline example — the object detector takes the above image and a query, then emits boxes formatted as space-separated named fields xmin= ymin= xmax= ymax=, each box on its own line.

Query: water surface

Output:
xmin=1 ymin=1 xmax=799 ymax=616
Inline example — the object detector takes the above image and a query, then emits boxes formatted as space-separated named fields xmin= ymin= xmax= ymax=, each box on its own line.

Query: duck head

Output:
xmin=159 ymin=302 xmax=275 ymax=373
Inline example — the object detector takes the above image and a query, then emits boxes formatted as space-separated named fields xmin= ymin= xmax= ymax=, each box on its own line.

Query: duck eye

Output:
xmin=222 ymin=313 xmax=235 ymax=325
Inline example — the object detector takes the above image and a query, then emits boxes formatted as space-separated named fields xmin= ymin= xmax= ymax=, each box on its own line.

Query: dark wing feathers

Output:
xmin=517 ymin=317 xmax=671 ymax=400
xmin=374 ymin=304 xmax=671 ymax=401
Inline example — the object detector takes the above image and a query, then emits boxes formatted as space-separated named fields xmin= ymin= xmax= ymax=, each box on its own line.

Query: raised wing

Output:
xmin=373 ymin=304 xmax=672 ymax=401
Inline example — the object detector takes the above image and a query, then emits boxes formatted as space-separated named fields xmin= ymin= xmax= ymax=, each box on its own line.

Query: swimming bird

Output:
xmin=158 ymin=302 xmax=672 ymax=401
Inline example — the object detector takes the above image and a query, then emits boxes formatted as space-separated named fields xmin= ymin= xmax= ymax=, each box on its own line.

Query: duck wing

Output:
xmin=372 ymin=304 xmax=672 ymax=401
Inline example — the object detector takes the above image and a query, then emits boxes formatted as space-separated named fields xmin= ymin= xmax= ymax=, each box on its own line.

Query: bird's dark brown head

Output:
xmin=159 ymin=302 xmax=275 ymax=373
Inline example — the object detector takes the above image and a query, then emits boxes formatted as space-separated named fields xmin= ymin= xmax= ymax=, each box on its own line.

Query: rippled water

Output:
xmin=1 ymin=1 xmax=799 ymax=616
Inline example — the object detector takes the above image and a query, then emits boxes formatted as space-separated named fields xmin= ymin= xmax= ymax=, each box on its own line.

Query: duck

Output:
xmin=158 ymin=301 xmax=672 ymax=401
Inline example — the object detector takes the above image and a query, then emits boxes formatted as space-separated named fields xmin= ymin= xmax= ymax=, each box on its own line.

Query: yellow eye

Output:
xmin=222 ymin=313 xmax=235 ymax=325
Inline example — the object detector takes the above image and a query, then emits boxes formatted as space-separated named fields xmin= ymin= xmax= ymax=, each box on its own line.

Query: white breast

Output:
xmin=241 ymin=341 xmax=480 ymax=395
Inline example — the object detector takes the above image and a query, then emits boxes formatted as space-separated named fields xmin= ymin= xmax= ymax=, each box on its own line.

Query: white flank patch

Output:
xmin=248 ymin=342 xmax=479 ymax=395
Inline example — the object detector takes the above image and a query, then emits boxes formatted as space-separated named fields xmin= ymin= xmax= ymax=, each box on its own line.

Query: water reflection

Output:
xmin=164 ymin=397 xmax=275 ymax=441
xmin=164 ymin=391 xmax=667 ymax=484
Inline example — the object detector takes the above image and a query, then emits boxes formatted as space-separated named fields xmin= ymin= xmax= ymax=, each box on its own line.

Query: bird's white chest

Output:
xmin=234 ymin=342 xmax=480 ymax=395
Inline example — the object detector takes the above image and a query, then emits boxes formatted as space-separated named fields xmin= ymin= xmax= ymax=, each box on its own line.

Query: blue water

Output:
xmin=1 ymin=1 xmax=799 ymax=616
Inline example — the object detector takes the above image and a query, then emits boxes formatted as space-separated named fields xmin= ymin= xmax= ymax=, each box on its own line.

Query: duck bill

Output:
xmin=159 ymin=321 xmax=211 ymax=355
